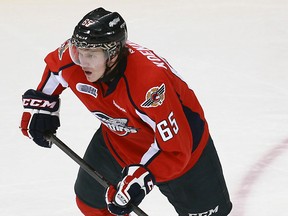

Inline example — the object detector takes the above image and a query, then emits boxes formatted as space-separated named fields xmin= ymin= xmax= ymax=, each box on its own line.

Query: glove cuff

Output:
xmin=123 ymin=164 xmax=155 ymax=186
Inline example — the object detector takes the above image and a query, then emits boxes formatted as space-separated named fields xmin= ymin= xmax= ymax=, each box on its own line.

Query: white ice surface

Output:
xmin=1 ymin=0 xmax=288 ymax=215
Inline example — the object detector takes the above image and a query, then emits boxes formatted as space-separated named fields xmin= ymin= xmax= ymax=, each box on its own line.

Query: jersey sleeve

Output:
xmin=131 ymin=65 xmax=207 ymax=182
xmin=144 ymin=82 xmax=192 ymax=181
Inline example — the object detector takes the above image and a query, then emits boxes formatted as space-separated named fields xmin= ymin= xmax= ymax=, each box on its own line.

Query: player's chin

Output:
xmin=84 ymin=71 xmax=101 ymax=83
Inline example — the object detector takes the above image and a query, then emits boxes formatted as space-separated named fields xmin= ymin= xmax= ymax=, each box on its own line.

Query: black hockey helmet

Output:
xmin=70 ymin=7 xmax=128 ymax=59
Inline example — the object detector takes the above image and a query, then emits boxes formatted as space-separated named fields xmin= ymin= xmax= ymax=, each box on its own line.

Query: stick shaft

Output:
xmin=47 ymin=134 xmax=148 ymax=216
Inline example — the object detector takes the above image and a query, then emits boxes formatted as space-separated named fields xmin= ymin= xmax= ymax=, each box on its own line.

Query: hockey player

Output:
xmin=20 ymin=7 xmax=232 ymax=216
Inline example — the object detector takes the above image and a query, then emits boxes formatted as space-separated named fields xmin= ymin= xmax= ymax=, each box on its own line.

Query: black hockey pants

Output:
xmin=74 ymin=127 xmax=232 ymax=215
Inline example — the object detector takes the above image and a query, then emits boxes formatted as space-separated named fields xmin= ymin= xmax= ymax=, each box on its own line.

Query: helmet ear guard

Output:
xmin=101 ymin=42 xmax=121 ymax=60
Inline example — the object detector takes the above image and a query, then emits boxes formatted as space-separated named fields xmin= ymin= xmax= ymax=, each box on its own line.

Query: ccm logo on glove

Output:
xmin=22 ymin=98 xmax=58 ymax=109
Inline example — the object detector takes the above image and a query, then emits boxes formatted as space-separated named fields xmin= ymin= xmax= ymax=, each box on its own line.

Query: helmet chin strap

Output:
xmin=96 ymin=57 xmax=120 ymax=83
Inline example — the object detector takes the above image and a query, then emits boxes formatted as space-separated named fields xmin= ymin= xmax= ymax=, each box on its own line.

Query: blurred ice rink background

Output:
xmin=1 ymin=0 xmax=287 ymax=215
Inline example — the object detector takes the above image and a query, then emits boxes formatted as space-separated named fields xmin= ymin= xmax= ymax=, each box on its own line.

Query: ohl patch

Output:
xmin=76 ymin=83 xmax=98 ymax=98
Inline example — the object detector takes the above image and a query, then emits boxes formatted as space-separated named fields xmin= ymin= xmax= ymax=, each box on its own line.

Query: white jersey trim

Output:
xmin=42 ymin=70 xmax=68 ymax=95
xmin=135 ymin=109 xmax=160 ymax=165
xmin=135 ymin=109 xmax=155 ymax=131
xmin=140 ymin=139 xmax=160 ymax=165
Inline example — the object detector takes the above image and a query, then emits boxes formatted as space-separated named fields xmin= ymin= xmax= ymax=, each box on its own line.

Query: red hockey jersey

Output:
xmin=37 ymin=40 xmax=210 ymax=183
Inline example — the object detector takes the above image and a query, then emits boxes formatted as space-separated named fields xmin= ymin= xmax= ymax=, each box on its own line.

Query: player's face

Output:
xmin=77 ymin=48 xmax=107 ymax=82
xmin=69 ymin=43 xmax=109 ymax=82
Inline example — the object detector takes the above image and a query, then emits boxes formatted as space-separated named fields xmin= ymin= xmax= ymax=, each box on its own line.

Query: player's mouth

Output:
xmin=84 ymin=71 xmax=92 ymax=76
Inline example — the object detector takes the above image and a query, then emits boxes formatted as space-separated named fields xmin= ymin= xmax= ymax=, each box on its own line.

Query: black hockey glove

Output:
xmin=20 ymin=89 xmax=60 ymax=148
xmin=105 ymin=165 xmax=155 ymax=215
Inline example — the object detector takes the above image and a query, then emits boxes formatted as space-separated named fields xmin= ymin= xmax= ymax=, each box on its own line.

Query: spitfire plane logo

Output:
xmin=92 ymin=112 xmax=138 ymax=136
xmin=141 ymin=83 xmax=166 ymax=108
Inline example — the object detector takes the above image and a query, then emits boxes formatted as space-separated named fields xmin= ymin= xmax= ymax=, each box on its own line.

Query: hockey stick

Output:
xmin=45 ymin=134 xmax=148 ymax=216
